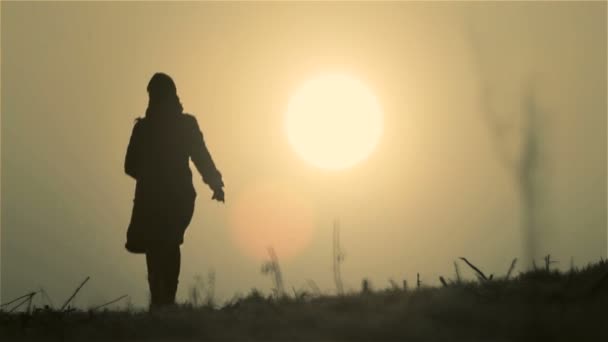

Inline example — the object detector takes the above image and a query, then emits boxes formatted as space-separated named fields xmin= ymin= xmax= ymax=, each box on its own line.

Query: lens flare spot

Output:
xmin=229 ymin=181 xmax=315 ymax=261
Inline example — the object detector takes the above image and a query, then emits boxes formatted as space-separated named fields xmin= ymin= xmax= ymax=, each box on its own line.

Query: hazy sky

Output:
xmin=2 ymin=1 xmax=606 ymax=308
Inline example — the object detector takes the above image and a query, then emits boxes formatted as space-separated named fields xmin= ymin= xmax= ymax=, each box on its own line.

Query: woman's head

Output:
xmin=147 ymin=73 xmax=177 ymax=100
xmin=145 ymin=73 xmax=183 ymax=118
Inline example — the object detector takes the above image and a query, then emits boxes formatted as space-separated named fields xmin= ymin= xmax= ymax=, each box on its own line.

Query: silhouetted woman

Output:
xmin=124 ymin=73 xmax=224 ymax=309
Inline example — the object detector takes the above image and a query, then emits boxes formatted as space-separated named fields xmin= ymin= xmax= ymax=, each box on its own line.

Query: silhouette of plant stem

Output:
xmin=8 ymin=292 xmax=37 ymax=313
xmin=91 ymin=295 xmax=129 ymax=311
xmin=333 ymin=219 xmax=345 ymax=296
xmin=190 ymin=270 xmax=217 ymax=307
xmin=261 ymin=247 xmax=285 ymax=298
xmin=459 ymin=257 xmax=489 ymax=281
xmin=306 ymin=279 xmax=321 ymax=296
xmin=7 ymin=297 xmax=29 ymax=313
xmin=506 ymin=258 xmax=518 ymax=280
xmin=570 ymin=257 xmax=575 ymax=273
xmin=205 ymin=271 xmax=216 ymax=306
xmin=61 ymin=276 xmax=90 ymax=311
xmin=26 ymin=293 xmax=34 ymax=314
xmin=454 ymin=261 xmax=462 ymax=283
xmin=361 ymin=278 xmax=371 ymax=294
xmin=1 ymin=291 xmax=37 ymax=309
xmin=543 ymin=254 xmax=559 ymax=271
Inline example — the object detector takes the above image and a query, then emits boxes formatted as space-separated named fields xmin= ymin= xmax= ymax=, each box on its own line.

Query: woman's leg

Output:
xmin=147 ymin=244 xmax=181 ymax=308
xmin=158 ymin=194 xmax=190 ymax=306
xmin=145 ymin=249 xmax=163 ymax=309
xmin=163 ymin=244 xmax=181 ymax=306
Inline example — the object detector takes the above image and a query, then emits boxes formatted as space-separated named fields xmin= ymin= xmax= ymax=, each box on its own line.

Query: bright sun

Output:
xmin=285 ymin=74 xmax=383 ymax=170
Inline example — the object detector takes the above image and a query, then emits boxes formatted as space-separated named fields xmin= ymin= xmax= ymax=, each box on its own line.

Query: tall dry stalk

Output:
xmin=261 ymin=247 xmax=285 ymax=298
xmin=333 ymin=219 xmax=345 ymax=295
xmin=61 ymin=276 xmax=90 ymax=311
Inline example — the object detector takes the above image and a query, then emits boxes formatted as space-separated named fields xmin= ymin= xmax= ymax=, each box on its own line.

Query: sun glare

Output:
xmin=285 ymin=73 xmax=383 ymax=170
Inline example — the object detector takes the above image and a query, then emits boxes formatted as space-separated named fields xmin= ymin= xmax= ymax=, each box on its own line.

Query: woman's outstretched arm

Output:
xmin=187 ymin=115 xmax=224 ymax=201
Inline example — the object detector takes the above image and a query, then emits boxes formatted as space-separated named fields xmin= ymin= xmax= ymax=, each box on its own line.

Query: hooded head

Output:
xmin=147 ymin=73 xmax=177 ymax=100
xmin=145 ymin=73 xmax=183 ymax=118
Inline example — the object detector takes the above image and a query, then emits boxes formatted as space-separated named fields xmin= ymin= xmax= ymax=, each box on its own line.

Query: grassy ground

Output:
xmin=1 ymin=259 xmax=607 ymax=341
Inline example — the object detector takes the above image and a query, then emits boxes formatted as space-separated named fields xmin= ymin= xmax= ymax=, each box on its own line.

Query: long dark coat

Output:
xmin=124 ymin=113 xmax=223 ymax=253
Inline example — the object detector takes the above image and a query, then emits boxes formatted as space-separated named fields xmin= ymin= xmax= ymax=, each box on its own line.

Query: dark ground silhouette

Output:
xmin=1 ymin=259 xmax=607 ymax=341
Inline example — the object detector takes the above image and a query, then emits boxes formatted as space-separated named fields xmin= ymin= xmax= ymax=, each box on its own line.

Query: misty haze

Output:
xmin=1 ymin=1 xmax=606 ymax=341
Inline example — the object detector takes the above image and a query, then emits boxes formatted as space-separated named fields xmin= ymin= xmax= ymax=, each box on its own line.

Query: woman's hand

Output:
xmin=212 ymin=188 xmax=225 ymax=203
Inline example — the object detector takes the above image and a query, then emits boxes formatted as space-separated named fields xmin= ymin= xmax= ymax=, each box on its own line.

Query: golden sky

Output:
xmin=1 ymin=1 xmax=606 ymax=307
